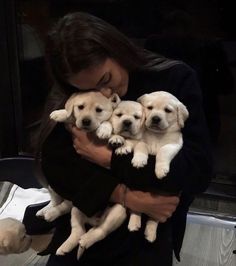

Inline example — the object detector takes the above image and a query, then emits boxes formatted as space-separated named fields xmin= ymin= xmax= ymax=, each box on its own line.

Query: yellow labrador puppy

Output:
xmin=0 ymin=218 xmax=32 ymax=254
xmin=37 ymin=91 xmax=127 ymax=260
xmin=135 ymin=91 xmax=189 ymax=178
xmin=108 ymin=100 xmax=146 ymax=156
xmin=50 ymin=91 xmax=120 ymax=138
xmin=108 ymin=101 xmax=155 ymax=237
xmin=129 ymin=91 xmax=189 ymax=242
xmin=37 ymin=91 xmax=120 ymax=222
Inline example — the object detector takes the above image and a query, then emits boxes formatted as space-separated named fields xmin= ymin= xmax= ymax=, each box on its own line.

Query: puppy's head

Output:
xmin=111 ymin=101 xmax=145 ymax=138
xmin=0 ymin=218 xmax=32 ymax=254
xmin=138 ymin=91 xmax=189 ymax=133
xmin=65 ymin=91 xmax=120 ymax=131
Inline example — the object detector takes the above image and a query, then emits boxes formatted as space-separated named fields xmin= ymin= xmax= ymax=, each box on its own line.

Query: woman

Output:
xmin=37 ymin=12 xmax=212 ymax=266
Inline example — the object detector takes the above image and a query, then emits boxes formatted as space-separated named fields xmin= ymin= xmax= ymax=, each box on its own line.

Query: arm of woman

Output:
xmin=71 ymin=125 xmax=180 ymax=222
xmin=41 ymin=123 xmax=119 ymax=217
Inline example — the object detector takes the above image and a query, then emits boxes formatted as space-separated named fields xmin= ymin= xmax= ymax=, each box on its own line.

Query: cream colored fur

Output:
xmin=0 ymin=218 xmax=32 ymax=254
xmin=36 ymin=91 xmax=127 ymax=260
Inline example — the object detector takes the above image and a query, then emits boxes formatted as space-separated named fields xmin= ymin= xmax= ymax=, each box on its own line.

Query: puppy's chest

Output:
xmin=143 ymin=131 xmax=179 ymax=155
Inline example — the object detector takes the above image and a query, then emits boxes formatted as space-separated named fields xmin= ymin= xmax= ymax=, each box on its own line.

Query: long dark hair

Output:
xmin=36 ymin=12 xmax=178 ymax=163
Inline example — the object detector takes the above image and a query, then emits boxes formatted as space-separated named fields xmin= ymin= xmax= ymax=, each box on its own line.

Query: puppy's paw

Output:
xmin=56 ymin=245 xmax=71 ymax=256
xmin=96 ymin=124 xmax=112 ymax=139
xmin=108 ymin=135 xmax=125 ymax=148
xmin=43 ymin=207 xmax=61 ymax=222
xmin=56 ymin=239 xmax=79 ymax=256
xmin=128 ymin=215 xmax=141 ymax=232
xmin=36 ymin=204 xmax=52 ymax=219
xmin=36 ymin=208 xmax=45 ymax=218
xmin=144 ymin=227 xmax=157 ymax=243
xmin=155 ymin=163 xmax=170 ymax=179
xmin=131 ymin=153 xmax=148 ymax=168
xmin=50 ymin=110 xmax=68 ymax=122
xmin=79 ymin=228 xmax=105 ymax=250
xmin=115 ymin=145 xmax=132 ymax=155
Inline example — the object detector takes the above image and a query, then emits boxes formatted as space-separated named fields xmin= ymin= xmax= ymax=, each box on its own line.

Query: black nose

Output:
xmin=123 ymin=120 xmax=132 ymax=127
xmin=152 ymin=116 xmax=161 ymax=124
xmin=82 ymin=118 xmax=91 ymax=126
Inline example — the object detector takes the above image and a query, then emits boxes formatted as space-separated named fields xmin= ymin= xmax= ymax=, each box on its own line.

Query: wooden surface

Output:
xmin=174 ymin=222 xmax=236 ymax=266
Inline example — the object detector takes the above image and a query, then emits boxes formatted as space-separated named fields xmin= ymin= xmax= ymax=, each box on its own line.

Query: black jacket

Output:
xmin=41 ymin=61 xmax=212 ymax=261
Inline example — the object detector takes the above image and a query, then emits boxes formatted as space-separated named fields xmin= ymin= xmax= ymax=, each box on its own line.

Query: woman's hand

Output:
xmin=111 ymin=185 xmax=179 ymax=222
xmin=70 ymin=125 xmax=112 ymax=168
xmin=128 ymin=190 xmax=179 ymax=222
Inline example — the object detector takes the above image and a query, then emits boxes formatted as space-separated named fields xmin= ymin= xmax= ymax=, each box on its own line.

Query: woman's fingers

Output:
xmin=71 ymin=126 xmax=86 ymax=140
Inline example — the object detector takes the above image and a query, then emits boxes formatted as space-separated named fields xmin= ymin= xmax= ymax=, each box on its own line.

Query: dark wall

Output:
xmin=0 ymin=0 xmax=21 ymax=156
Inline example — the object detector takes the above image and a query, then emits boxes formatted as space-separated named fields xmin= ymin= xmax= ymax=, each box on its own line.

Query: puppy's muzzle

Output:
xmin=151 ymin=116 xmax=161 ymax=125
xmin=122 ymin=119 xmax=132 ymax=130
xmin=82 ymin=118 xmax=91 ymax=127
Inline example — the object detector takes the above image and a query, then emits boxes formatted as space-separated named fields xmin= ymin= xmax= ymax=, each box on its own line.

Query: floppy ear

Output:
xmin=64 ymin=93 xmax=78 ymax=118
xmin=137 ymin=93 xmax=149 ymax=105
xmin=109 ymin=93 xmax=121 ymax=108
xmin=177 ymin=102 xmax=189 ymax=128
xmin=140 ymin=106 xmax=146 ymax=126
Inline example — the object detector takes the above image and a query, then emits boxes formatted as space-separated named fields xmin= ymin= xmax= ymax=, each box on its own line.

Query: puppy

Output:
xmin=108 ymin=101 xmax=153 ymax=237
xmin=50 ymin=91 xmax=120 ymax=139
xmin=0 ymin=218 xmax=32 ymax=254
xmin=108 ymin=100 xmax=146 ymax=159
xmin=37 ymin=91 xmax=120 ymax=222
xmin=130 ymin=91 xmax=189 ymax=242
xmin=136 ymin=91 xmax=189 ymax=179
xmin=37 ymin=91 xmax=127 ymax=260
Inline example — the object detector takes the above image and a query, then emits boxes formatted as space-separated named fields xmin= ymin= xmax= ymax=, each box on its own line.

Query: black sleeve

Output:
xmin=41 ymin=124 xmax=119 ymax=217
xmin=111 ymin=65 xmax=213 ymax=195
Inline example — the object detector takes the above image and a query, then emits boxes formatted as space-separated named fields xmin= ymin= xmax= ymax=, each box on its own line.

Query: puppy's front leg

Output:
xmin=109 ymin=135 xmax=125 ymax=148
xmin=115 ymin=139 xmax=134 ymax=155
xmin=96 ymin=121 xmax=113 ymax=139
xmin=155 ymin=143 xmax=182 ymax=179
xmin=131 ymin=141 xmax=149 ymax=168
xmin=50 ymin=109 xmax=70 ymax=122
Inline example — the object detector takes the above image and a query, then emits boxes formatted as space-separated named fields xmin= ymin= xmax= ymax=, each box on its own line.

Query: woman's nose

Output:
xmin=100 ymin=87 xmax=113 ymax=98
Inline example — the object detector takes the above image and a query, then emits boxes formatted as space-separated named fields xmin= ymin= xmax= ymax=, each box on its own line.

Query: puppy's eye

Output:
xmin=78 ymin=105 xmax=84 ymax=110
xmin=116 ymin=113 xmax=122 ymax=117
xmin=147 ymin=106 xmax=153 ymax=110
xmin=164 ymin=107 xmax=172 ymax=113
xmin=134 ymin=115 xmax=140 ymax=120
xmin=96 ymin=107 xmax=103 ymax=113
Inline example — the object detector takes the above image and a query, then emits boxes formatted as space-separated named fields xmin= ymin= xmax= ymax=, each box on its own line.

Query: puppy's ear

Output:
xmin=64 ymin=93 xmax=78 ymax=118
xmin=140 ymin=106 xmax=146 ymax=126
xmin=177 ymin=103 xmax=189 ymax=128
xmin=137 ymin=94 xmax=149 ymax=105
xmin=109 ymin=93 xmax=121 ymax=108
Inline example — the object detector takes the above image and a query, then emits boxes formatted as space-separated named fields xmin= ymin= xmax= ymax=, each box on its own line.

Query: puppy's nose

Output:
xmin=82 ymin=118 xmax=91 ymax=126
xmin=152 ymin=116 xmax=161 ymax=124
xmin=123 ymin=120 xmax=132 ymax=127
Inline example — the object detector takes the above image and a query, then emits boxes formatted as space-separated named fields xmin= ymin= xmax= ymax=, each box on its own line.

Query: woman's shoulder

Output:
xmin=128 ymin=59 xmax=198 ymax=98
xmin=145 ymin=58 xmax=197 ymax=79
